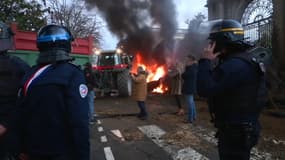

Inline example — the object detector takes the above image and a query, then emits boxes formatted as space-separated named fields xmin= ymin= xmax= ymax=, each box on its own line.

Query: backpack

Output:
xmin=234 ymin=46 xmax=272 ymax=110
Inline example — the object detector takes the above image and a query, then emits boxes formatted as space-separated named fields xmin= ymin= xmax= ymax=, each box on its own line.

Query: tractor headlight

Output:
xmin=116 ymin=48 xmax=122 ymax=54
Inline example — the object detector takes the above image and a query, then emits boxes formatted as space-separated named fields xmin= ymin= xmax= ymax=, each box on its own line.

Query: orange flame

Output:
xmin=132 ymin=53 xmax=168 ymax=93
xmin=152 ymin=84 xmax=168 ymax=93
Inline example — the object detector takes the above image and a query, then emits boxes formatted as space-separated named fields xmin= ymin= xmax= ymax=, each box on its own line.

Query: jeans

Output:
xmin=87 ymin=90 xmax=95 ymax=121
xmin=137 ymin=101 xmax=147 ymax=117
xmin=185 ymin=94 xmax=196 ymax=122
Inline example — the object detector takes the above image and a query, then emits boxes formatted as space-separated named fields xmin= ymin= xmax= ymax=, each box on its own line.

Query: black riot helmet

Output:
xmin=208 ymin=19 xmax=251 ymax=53
xmin=36 ymin=24 xmax=74 ymax=64
xmin=0 ymin=21 xmax=14 ymax=53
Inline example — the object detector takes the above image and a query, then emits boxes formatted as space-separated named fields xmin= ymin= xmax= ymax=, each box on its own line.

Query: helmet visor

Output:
xmin=37 ymin=26 xmax=73 ymax=42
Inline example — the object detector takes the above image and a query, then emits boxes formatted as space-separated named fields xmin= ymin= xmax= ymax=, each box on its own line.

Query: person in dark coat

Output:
xmin=182 ymin=55 xmax=198 ymax=123
xmin=83 ymin=62 xmax=97 ymax=124
xmin=0 ymin=20 xmax=30 ymax=159
xmin=19 ymin=24 xmax=90 ymax=160
xmin=197 ymin=19 xmax=266 ymax=160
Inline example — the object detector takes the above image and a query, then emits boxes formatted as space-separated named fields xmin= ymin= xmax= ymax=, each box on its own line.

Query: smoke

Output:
xmin=176 ymin=16 xmax=216 ymax=61
xmin=84 ymin=0 xmax=177 ymax=65
xmin=150 ymin=0 xmax=177 ymax=51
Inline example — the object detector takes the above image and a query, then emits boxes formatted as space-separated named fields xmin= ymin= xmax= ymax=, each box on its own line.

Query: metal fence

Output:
xmin=243 ymin=16 xmax=272 ymax=49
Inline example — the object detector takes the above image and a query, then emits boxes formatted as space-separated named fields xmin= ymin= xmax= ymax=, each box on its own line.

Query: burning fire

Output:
xmin=132 ymin=53 xmax=168 ymax=93
xmin=152 ymin=83 xmax=168 ymax=93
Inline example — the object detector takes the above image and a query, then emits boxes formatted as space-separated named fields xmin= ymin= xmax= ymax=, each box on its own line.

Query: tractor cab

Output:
xmin=90 ymin=49 xmax=133 ymax=96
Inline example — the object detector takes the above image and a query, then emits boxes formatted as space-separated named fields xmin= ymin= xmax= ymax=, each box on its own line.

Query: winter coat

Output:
xmin=132 ymin=72 xmax=148 ymax=101
xmin=0 ymin=53 xmax=30 ymax=152
xmin=20 ymin=63 xmax=90 ymax=160
xmin=197 ymin=52 xmax=265 ymax=125
xmin=169 ymin=63 xmax=184 ymax=95
xmin=182 ymin=63 xmax=198 ymax=95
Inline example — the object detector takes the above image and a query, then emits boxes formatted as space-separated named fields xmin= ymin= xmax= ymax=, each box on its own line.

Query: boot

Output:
xmin=176 ymin=108 xmax=185 ymax=116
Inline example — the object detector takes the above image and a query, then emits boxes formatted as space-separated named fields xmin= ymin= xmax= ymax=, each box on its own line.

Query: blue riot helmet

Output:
xmin=0 ymin=21 xmax=14 ymax=53
xmin=36 ymin=24 xmax=74 ymax=64
xmin=208 ymin=19 xmax=252 ymax=53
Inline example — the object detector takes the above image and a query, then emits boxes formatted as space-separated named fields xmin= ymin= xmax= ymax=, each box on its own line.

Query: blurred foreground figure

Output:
xmin=19 ymin=24 xmax=90 ymax=160
xmin=197 ymin=19 xmax=268 ymax=160
xmin=0 ymin=20 xmax=30 ymax=159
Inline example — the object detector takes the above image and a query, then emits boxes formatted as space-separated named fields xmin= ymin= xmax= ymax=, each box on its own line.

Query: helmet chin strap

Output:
xmin=37 ymin=49 xmax=73 ymax=64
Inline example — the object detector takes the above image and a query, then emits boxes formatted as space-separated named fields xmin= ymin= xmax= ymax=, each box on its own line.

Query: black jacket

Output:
xmin=197 ymin=52 xmax=265 ymax=124
xmin=0 ymin=53 xmax=30 ymax=152
xmin=182 ymin=63 xmax=198 ymax=95
xmin=83 ymin=68 xmax=97 ymax=90
xmin=20 ymin=63 xmax=90 ymax=160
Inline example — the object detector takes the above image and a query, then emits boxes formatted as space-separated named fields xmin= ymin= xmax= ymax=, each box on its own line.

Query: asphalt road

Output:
xmin=90 ymin=95 xmax=281 ymax=160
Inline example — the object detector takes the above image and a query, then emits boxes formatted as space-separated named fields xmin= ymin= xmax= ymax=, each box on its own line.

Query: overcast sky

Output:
xmin=100 ymin=0 xmax=208 ymax=50
xmin=34 ymin=0 xmax=207 ymax=49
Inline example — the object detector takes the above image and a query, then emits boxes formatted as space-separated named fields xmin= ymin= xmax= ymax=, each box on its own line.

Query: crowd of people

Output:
xmin=0 ymin=18 xmax=268 ymax=160
xmin=129 ymin=19 xmax=267 ymax=160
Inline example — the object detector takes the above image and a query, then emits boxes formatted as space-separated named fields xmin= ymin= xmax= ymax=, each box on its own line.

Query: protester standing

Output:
xmin=83 ymin=62 xmax=97 ymax=124
xmin=182 ymin=55 xmax=198 ymax=123
xmin=131 ymin=66 xmax=148 ymax=120
xmin=169 ymin=62 xmax=185 ymax=115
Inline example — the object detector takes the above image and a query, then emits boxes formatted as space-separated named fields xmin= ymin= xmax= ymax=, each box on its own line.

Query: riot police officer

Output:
xmin=0 ymin=21 xmax=30 ymax=159
xmin=197 ymin=19 xmax=267 ymax=160
xmin=20 ymin=24 xmax=90 ymax=160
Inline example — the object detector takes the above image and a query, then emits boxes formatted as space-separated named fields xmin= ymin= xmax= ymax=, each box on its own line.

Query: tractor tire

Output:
xmin=117 ymin=70 xmax=132 ymax=96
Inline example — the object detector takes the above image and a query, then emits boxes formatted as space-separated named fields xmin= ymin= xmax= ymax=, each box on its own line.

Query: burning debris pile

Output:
xmin=84 ymin=0 xmax=178 ymax=93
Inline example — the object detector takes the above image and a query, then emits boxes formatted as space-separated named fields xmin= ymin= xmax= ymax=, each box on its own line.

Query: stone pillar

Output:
xmin=207 ymin=0 xmax=252 ymax=22
xmin=224 ymin=0 xmax=252 ymax=21
xmin=207 ymin=0 xmax=225 ymax=20
xmin=272 ymin=0 xmax=285 ymax=80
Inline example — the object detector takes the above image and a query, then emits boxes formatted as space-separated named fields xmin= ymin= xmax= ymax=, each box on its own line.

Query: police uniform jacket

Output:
xmin=197 ymin=52 xmax=264 ymax=125
xmin=20 ymin=62 xmax=90 ymax=160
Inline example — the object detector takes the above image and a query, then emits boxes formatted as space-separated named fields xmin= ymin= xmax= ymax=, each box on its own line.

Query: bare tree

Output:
xmin=176 ymin=12 xmax=207 ymax=59
xmin=186 ymin=12 xmax=206 ymax=33
xmin=46 ymin=0 xmax=102 ymax=44
xmin=0 ymin=0 xmax=46 ymax=31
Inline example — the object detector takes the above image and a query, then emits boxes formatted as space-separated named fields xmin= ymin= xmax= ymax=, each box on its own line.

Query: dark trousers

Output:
xmin=0 ymin=151 xmax=7 ymax=160
xmin=28 ymin=154 xmax=70 ymax=160
xmin=137 ymin=101 xmax=147 ymax=116
xmin=0 ymin=132 xmax=20 ymax=160
xmin=217 ymin=129 xmax=259 ymax=160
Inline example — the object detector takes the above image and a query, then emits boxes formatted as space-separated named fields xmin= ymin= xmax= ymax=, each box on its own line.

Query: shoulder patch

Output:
xmin=79 ymin=84 xmax=88 ymax=98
